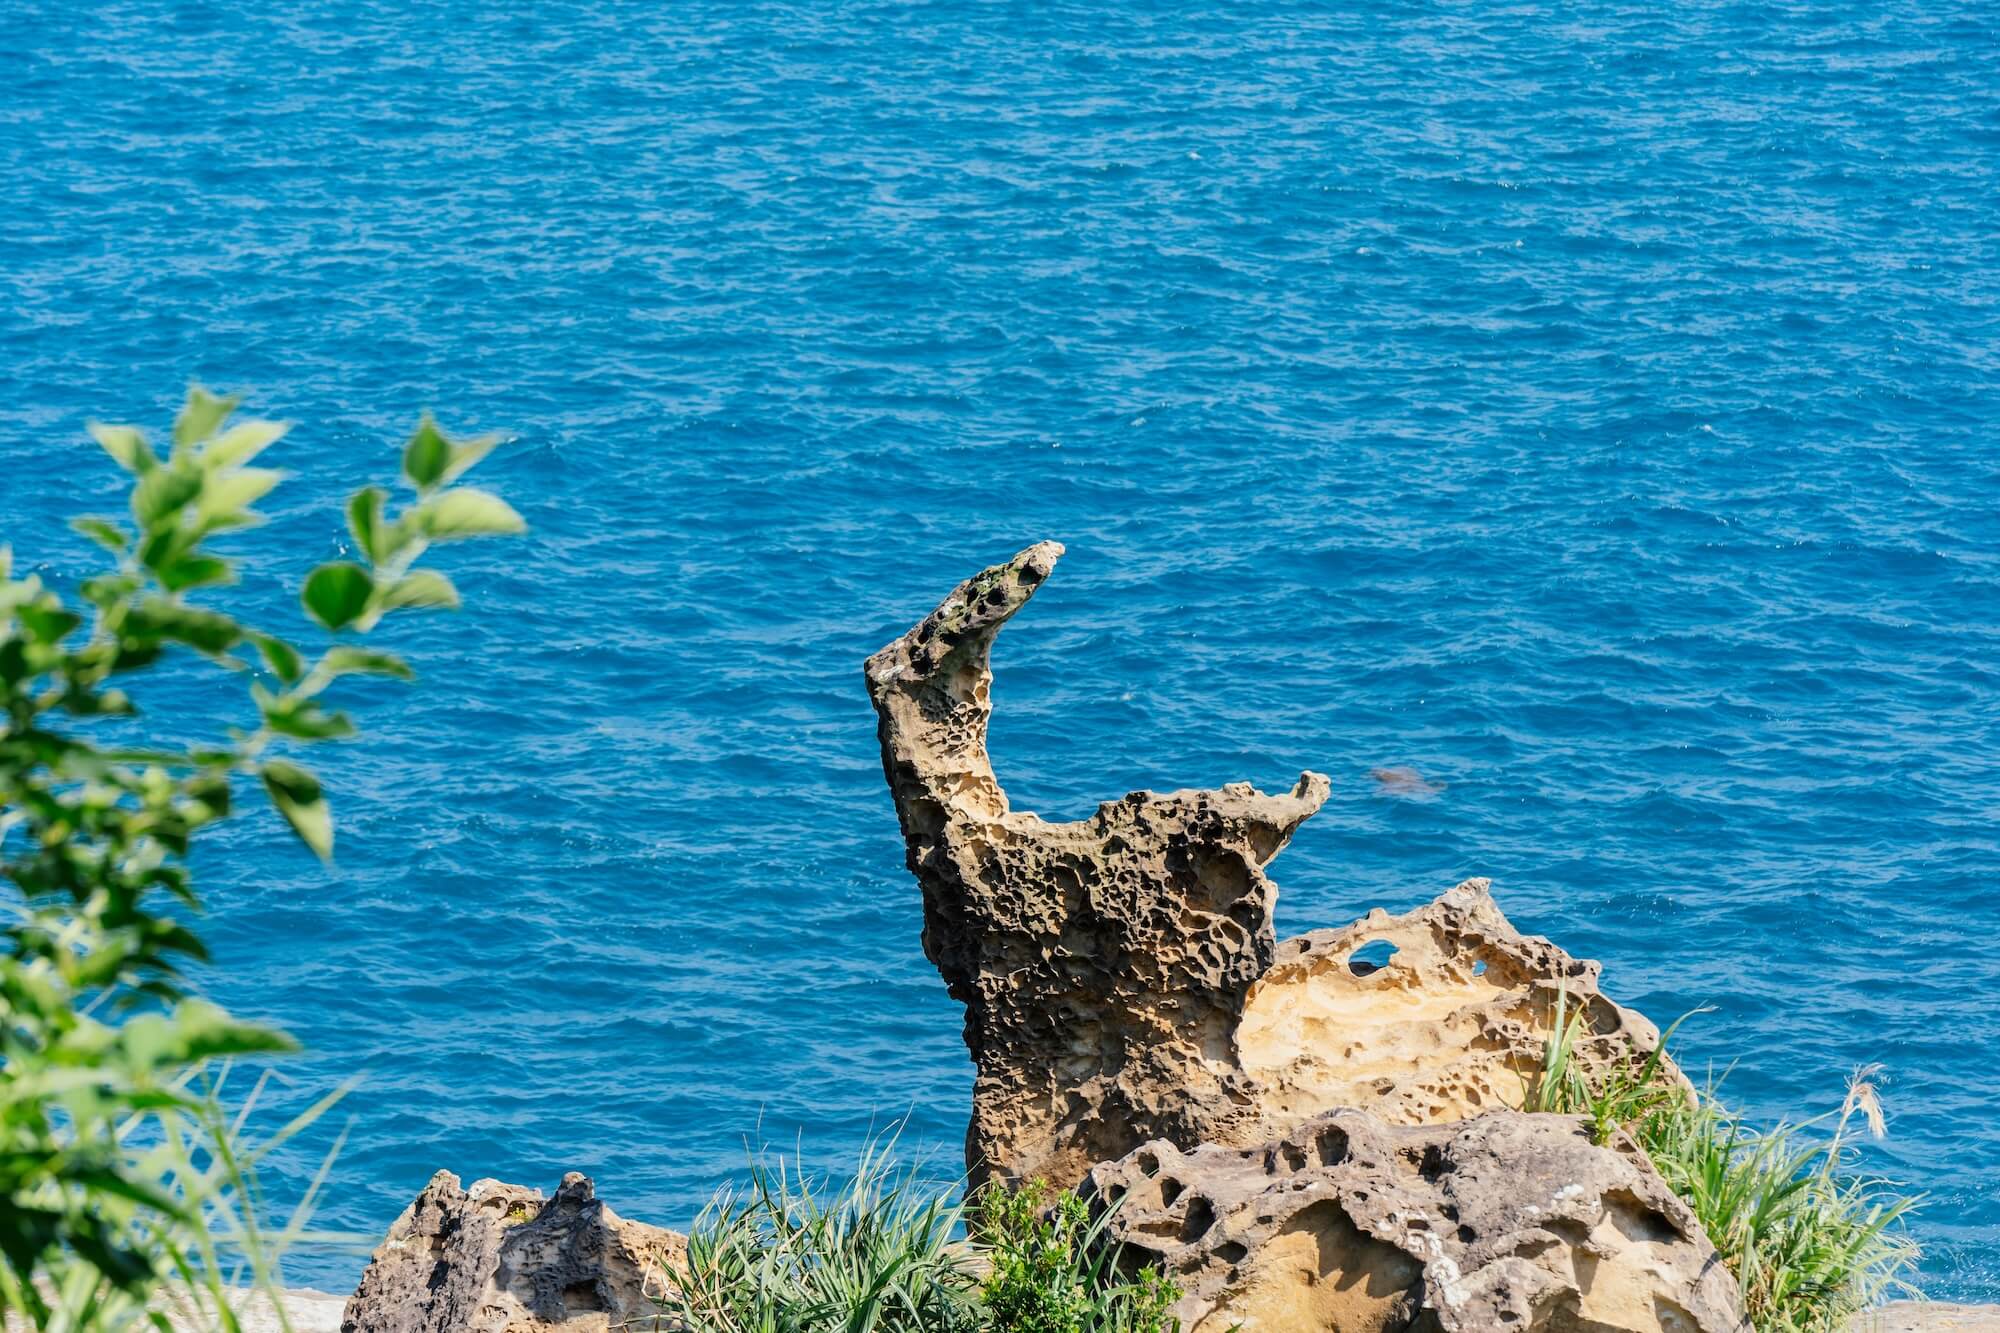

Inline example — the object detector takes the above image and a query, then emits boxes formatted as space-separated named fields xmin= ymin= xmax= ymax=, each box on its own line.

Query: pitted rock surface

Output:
xmin=865 ymin=540 xmax=1330 ymax=1190
xmin=1087 ymin=1108 xmax=1747 ymax=1333
xmin=865 ymin=543 xmax=1668 ymax=1190
xmin=341 ymin=1171 xmax=685 ymax=1333
xmin=1238 ymin=878 xmax=1670 ymax=1127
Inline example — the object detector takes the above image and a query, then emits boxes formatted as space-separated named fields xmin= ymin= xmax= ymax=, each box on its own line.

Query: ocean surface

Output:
xmin=3 ymin=0 xmax=1997 ymax=1301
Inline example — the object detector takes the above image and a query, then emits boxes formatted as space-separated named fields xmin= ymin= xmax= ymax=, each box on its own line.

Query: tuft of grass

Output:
xmin=978 ymin=1179 xmax=1179 ymax=1333
xmin=1522 ymin=989 xmax=1922 ymax=1332
xmin=652 ymin=1143 xmax=1185 ymax=1333
xmin=651 ymin=1138 xmax=983 ymax=1333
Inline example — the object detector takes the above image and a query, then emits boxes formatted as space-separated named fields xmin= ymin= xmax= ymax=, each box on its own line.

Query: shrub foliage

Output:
xmin=978 ymin=1180 xmax=1179 ymax=1333
xmin=0 ymin=389 xmax=520 ymax=1328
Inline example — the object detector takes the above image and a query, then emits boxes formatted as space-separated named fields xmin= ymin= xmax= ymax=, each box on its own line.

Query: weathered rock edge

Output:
xmin=865 ymin=542 xmax=1669 ymax=1192
xmin=340 ymin=1171 xmax=685 ymax=1333
xmin=1088 ymin=1107 xmax=1746 ymax=1332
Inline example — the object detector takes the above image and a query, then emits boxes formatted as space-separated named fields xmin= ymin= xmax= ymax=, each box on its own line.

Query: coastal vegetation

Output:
xmin=649 ymin=1008 xmax=1924 ymax=1333
xmin=655 ymin=1146 xmax=1179 ymax=1333
xmin=0 ymin=390 xmax=522 ymax=1329
xmin=656 ymin=1143 xmax=983 ymax=1332
xmin=975 ymin=1181 xmax=1178 ymax=1333
xmin=1523 ymin=990 xmax=1921 ymax=1332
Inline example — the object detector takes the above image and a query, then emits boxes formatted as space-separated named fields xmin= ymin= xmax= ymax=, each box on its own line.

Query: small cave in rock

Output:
xmin=1179 ymin=1195 xmax=1217 ymax=1243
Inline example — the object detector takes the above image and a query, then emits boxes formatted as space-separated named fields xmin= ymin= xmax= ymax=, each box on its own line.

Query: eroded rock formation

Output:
xmin=1087 ymin=1109 xmax=1747 ymax=1333
xmin=1238 ymin=880 xmax=1667 ymax=1128
xmin=865 ymin=543 xmax=1668 ymax=1191
xmin=865 ymin=541 xmax=1332 ymax=1190
xmin=341 ymin=1172 xmax=685 ymax=1333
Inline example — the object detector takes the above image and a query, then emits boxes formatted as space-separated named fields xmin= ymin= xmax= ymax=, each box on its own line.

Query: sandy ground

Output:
xmin=173 ymin=1289 xmax=347 ymax=1333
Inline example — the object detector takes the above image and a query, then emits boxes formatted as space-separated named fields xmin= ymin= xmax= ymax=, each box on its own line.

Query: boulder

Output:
xmin=341 ymin=1171 xmax=685 ymax=1333
xmin=1086 ymin=1108 xmax=1747 ymax=1333
xmin=865 ymin=542 xmax=1667 ymax=1190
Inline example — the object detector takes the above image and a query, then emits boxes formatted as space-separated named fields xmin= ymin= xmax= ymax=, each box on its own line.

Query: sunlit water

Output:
xmin=3 ymin=0 xmax=1996 ymax=1299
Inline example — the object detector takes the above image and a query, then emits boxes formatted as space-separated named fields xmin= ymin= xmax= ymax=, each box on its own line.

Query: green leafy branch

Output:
xmin=1 ymin=387 xmax=522 ymax=1326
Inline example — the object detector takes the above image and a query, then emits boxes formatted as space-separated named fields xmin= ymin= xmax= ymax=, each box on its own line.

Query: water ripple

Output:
xmin=2 ymin=0 xmax=1996 ymax=1299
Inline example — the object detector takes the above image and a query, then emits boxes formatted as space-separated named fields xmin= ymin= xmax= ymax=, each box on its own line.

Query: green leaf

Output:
xmin=257 ymin=690 xmax=356 ymax=740
xmin=262 ymin=759 xmax=332 ymax=859
xmin=301 ymin=562 xmax=374 ymax=631
xmin=377 ymin=570 xmax=459 ymax=611
xmin=122 ymin=999 xmax=297 ymax=1067
xmin=184 ymin=770 xmax=231 ymax=819
xmin=64 ymin=1166 xmax=186 ymax=1219
xmin=249 ymin=632 xmax=305 ymax=685
xmin=71 ymin=516 xmax=129 ymax=554
xmin=125 ymin=599 xmax=242 ymax=655
xmin=80 ymin=573 xmax=139 ymax=608
xmin=17 ymin=604 xmax=82 ymax=644
xmin=321 ymin=646 xmax=414 ymax=680
xmin=155 ymin=554 xmax=235 ymax=593
xmin=131 ymin=466 xmax=202 ymax=529
xmin=110 ymin=639 xmax=163 ymax=671
xmin=172 ymin=384 xmax=239 ymax=447
xmin=168 ymin=999 xmax=299 ymax=1060
xmin=76 ymin=685 xmax=134 ymax=716
xmin=195 ymin=466 xmax=284 ymax=526
xmin=202 ymin=417 xmax=288 ymax=470
xmin=439 ymin=432 xmax=503 ymax=487
xmin=64 ymin=1220 xmax=155 ymax=1291
xmin=136 ymin=524 xmax=188 ymax=575
xmin=402 ymin=415 xmax=450 ymax=490
xmin=88 ymin=421 xmax=157 ymax=473
xmin=194 ymin=508 xmax=268 ymax=536
xmin=418 ymin=487 xmax=525 ymax=541
xmin=347 ymin=485 xmax=387 ymax=563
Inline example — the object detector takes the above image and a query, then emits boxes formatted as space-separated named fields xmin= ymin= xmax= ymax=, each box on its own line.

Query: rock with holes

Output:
xmin=341 ymin=1171 xmax=686 ymax=1333
xmin=1087 ymin=1108 xmax=1747 ymax=1333
xmin=865 ymin=542 xmax=1669 ymax=1191
xmin=1236 ymin=881 xmax=1671 ymax=1128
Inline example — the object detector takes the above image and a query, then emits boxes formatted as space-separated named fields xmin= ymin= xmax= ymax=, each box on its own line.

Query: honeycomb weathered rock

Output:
xmin=865 ymin=543 xmax=1669 ymax=1190
xmin=1087 ymin=1108 xmax=1747 ymax=1333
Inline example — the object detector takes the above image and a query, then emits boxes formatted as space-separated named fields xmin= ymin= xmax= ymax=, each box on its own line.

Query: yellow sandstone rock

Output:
xmin=866 ymin=543 xmax=1741 ymax=1331
xmin=865 ymin=542 xmax=1668 ymax=1190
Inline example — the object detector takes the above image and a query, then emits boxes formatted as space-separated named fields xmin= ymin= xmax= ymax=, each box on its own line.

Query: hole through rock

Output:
xmin=1348 ymin=939 xmax=1399 ymax=977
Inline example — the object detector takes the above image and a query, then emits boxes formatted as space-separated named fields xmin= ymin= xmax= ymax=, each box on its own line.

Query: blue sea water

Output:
xmin=3 ymin=0 xmax=1998 ymax=1301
